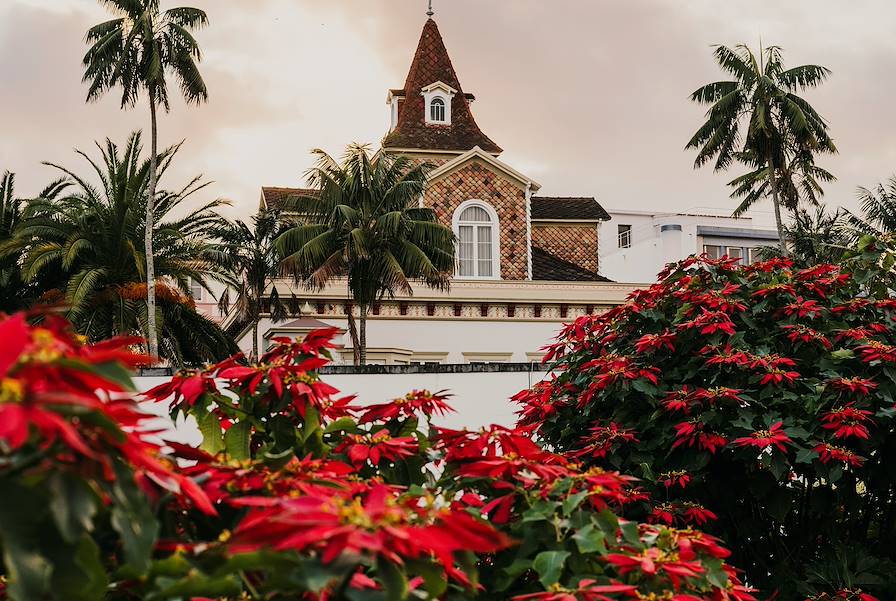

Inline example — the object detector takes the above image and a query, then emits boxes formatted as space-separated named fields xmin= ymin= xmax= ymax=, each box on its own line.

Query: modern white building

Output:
xmin=599 ymin=208 xmax=780 ymax=283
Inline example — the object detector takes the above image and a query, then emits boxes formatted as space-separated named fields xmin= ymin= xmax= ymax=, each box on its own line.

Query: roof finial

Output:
xmin=426 ymin=0 xmax=434 ymax=17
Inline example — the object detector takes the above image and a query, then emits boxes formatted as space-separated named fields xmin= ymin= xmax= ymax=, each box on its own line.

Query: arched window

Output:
xmin=453 ymin=201 xmax=499 ymax=279
xmin=430 ymin=97 xmax=446 ymax=123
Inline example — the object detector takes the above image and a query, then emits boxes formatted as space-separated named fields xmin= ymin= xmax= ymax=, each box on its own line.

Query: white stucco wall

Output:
xmin=241 ymin=316 xmax=569 ymax=365
xmin=135 ymin=370 xmax=549 ymax=445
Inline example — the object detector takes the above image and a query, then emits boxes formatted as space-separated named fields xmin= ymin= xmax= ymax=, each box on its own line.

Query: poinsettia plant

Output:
xmin=517 ymin=240 xmax=896 ymax=600
xmin=0 ymin=311 xmax=753 ymax=601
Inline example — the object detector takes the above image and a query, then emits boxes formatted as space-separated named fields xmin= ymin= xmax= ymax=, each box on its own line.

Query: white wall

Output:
xmin=243 ymin=316 xmax=567 ymax=364
xmin=135 ymin=370 xmax=548 ymax=445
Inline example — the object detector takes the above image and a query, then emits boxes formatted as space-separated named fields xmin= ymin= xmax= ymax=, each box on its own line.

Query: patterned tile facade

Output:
xmin=425 ymin=159 xmax=529 ymax=281
xmin=532 ymin=223 xmax=599 ymax=273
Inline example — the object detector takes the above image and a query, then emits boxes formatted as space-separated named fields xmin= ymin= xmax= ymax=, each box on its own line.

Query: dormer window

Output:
xmin=421 ymin=81 xmax=456 ymax=125
xmin=430 ymin=97 xmax=446 ymax=123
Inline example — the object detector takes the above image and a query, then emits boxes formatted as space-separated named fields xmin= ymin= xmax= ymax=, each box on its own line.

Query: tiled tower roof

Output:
xmin=382 ymin=18 xmax=502 ymax=154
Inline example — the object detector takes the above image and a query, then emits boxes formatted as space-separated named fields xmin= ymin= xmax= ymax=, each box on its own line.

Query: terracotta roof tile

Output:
xmin=382 ymin=18 xmax=500 ymax=154
xmin=531 ymin=197 xmax=610 ymax=221
xmin=261 ymin=186 xmax=318 ymax=210
xmin=531 ymin=246 xmax=612 ymax=282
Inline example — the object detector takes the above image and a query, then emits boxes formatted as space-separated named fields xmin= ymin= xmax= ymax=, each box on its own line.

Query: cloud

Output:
xmin=2 ymin=0 xmax=895 ymax=222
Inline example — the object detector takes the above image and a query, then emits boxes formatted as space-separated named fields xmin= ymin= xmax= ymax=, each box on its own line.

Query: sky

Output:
xmin=2 ymin=0 xmax=895 ymax=222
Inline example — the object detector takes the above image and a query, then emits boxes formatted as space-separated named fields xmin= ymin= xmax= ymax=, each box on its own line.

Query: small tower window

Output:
xmin=430 ymin=97 xmax=446 ymax=123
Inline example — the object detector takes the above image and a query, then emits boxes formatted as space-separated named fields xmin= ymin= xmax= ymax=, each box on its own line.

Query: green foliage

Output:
xmin=275 ymin=143 xmax=456 ymax=364
xmin=687 ymin=44 xmax=836 ymax=244
xmin=6 ymin=131 xmax=236 ymax=365
xmin=523 ymin=251 xmax=896 ymax=599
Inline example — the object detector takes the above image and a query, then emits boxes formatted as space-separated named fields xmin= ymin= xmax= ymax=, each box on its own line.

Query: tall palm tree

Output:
xmin=7 ymin=131 xmax=235 ymax=365
xmin=83 ymin=0 xmax=209 ymax=358
xmin=845 ymin=176 xmax=896 ymax=237
xmin=216 ymin=208 xmax=290 ymax=362
xmin=275 ymin=144 xmax=456 ymax=365
xmin=686 ymin=44 xmax=836 ymax=251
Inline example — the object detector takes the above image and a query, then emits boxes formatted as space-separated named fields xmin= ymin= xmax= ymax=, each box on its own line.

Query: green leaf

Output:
xmin=532 ymin=550 xmax=570 ymax=587
xmin=572 ymin=523 xmax=607 ymax=554
xmin=224 ymin=421 xmax=252 ymax=461
xmin=109 ymin=460 xmax=158 ymax=572
xmin=562 ymin=490 xmax=589 ymax=516
xmin=325 ymin=416 xmax=357 ymax=433
xmin=407 ymin=558 xmax=447 ymax=598
xmin=197 ymin=411 xmax=225 ymax=455
xmin=48 ymin=472 xmax=98 ymax=543
xmin=376 ymin=555 xmax=408 ymax=601
xmin=47 ymin=535 xmax=108 ymax=601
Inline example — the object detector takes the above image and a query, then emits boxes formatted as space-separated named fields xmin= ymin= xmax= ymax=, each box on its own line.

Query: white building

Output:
xmin=599 ymin=208 xmax=780 ymax=283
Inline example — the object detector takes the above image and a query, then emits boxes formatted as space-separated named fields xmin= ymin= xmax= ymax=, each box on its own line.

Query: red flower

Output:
xmin=678 ymin=308 xmax=737 ymax=336
xmin=814 ymin=443 xmax=864 ymax=467
xmin=634 ymin=330 xmax=676 ymax=354
xmin=834 ymin=327 xmax=875 ymax=343
xmin=694 ymin=386 xmax=744 ymax=406
xmin=661 ymin=387 xmax=697 ymax=414
xmin=831 ymin=298 xmax=872 ymax=314
xmin=828 ymin=377 xmax=877 ymax=396
xmin=229 ymin=484 xmax=512 ymax=569
xmin=760 ymin=368 xmax=801 ymax=387
xmin=512 ymin=580 xmax=637 ymax=601
xmin=144 ymin=369 xmax=219 ymax=410
xmin=572 ymin=422 xmax=639 ymax=459
xmin=781 ymin=325 xmax=832 ymax=349
xmin=751 ymin=283 xmax=797 ymax=299
xmin=782 ymin=296 xmax=823 ymax=318
xmin=855 ymin=340 xmax=896 ymax=364
xmin=659 ymin=470 xmax=691 ymax=489
xmin=336 ymin=429 xmax=419 ymax=467
xmin=359 ymin=389 xmax=453 ymax=423
xmin=733 ymin=421 xmax=792 ymax=453
xmin=671 ymin=421 xmax=727 ymax=454
xmin=702 ymin=344 xmax=751 ymax=367
xmin=605 ymin=546 xmax=706 ymax=589
xmin=820 ymin=404 xmax=873 ymax=440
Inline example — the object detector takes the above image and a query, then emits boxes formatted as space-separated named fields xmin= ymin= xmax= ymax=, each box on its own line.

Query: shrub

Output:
xmin=0 ymin=312 xmax=753 ymax=601
xmin=516 ymin=245 xmax=896 ymax=599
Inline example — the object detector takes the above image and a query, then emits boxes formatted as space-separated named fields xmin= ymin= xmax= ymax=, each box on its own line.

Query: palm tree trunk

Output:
xmin=146 ymin=91 xmax=159 ymax=358
xmin=766 ymin=153 xmax=788 ymax=254
xmin=359 ymin=303 xmax=367 ymax=366
xmin=252 ymin=317 xmax=259 ymax=363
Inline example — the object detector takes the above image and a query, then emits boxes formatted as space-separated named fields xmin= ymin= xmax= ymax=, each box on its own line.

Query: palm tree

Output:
xmin=7 ymin=131 xmax=235 ymax=365
xmin=275 ymin=144 xmax=456 ymax=365
xmin=216 ymin=208 xmax=290 ymax=362
xmin=845 ymin=177 xmax=896 ymax=237
xmin=728 ymin=145 xmax=836 ymax=218
xmin=83 ymin=0 xmax=209 ymax=358
xmin=0 ymin=172 xmax=27 ymax=313
xmin=687 ymin=44 xmax=836 ymax=251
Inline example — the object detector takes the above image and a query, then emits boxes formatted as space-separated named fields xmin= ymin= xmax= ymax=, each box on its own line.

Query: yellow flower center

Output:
xmin=0 ymin=378 xmax=23 ymax=403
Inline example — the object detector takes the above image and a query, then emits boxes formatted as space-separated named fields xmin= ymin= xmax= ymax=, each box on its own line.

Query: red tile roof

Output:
xmin=261 ymin=186 xmax=318 ymax=210
xmin=382 ymin=18 xmax=501 ymax=154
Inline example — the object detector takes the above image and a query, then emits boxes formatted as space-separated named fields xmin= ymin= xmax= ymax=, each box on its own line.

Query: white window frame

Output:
xmin=189 ymin=277 xmax=204 ymax=301
xmin=452 ymin=200 xmax=501 ymax=280
xmin=421 ymin=81 xmax=456 ymax=125
xmin=618 ymin=224 xmax=632 ymax=248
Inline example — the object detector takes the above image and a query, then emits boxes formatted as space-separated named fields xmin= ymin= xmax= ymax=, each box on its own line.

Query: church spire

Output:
xmin=382 ymin=16 xmax=502 ymax=154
